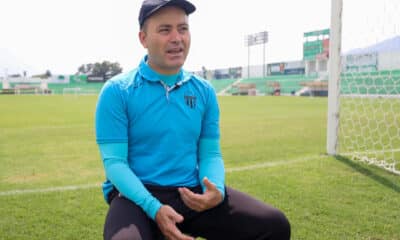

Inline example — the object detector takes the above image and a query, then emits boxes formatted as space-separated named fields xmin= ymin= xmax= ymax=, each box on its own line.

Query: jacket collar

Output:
xmin=138 ymin=55 xmax=192 ymax=83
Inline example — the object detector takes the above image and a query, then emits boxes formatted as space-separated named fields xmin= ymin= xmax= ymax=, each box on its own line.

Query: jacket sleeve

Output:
xmin=198 ymin=138 xmax=225 ymax=198
xmin=98 ymin=142 xmax=162 ymax=220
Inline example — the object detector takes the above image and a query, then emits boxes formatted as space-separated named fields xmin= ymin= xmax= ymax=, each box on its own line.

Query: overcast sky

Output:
xmin=0 ymin=0 xmax=398 ymax=76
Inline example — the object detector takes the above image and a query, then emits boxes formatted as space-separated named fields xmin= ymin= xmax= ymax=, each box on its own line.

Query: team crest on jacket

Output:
xmin=184 ymin=94 xmax=196 ymax=108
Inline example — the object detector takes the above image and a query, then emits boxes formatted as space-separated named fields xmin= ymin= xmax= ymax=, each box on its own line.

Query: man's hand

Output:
xmin=155 ymin=205 xmax=194 ymax=240
xmin=178 ymin=177 xmax=223 ymax=212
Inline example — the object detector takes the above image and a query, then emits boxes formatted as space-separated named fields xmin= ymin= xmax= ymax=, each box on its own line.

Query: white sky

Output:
xmin=0 ymin=0 xmax=399 ymax=76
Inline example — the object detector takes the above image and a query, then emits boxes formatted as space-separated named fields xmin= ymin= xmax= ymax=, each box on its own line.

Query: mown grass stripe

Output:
xmin=0 ymin=157 xmax=318 ymax=196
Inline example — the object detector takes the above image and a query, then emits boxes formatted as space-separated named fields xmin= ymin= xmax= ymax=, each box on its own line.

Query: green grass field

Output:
xmin=0 ymin=95 xmax=399 ymax=240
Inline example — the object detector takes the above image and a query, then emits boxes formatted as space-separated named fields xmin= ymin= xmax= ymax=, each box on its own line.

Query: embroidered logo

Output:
xmin=184 ymin=95 xmax=196 ymax=109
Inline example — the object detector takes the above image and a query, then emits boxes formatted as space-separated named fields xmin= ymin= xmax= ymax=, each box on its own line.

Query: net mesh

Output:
xmin=338 ymin=0 xmax=400 ymax=174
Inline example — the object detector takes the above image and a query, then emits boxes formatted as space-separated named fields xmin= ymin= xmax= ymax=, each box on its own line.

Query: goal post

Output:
xmin=326 ymin=0 xmax=342 ymax=155
xmin=327 ymin=0 xmax=400 ymax=175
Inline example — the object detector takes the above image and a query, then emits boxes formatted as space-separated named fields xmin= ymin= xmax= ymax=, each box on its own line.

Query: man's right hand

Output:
xmin=155 ymin=205 xmax=194 ymax=240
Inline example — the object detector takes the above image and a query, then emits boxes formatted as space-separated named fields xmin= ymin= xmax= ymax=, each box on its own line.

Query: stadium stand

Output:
xmin=230 ymin=83 xmax=257 ymax=96
xmin=225 ymin=74 xmax=317 ymax=95
xmin=50 ymin=82 xmax=104 ymax=95
xmin=208 ymin=78 xmax=237 ymax=93
xmin=341 ymin=69 xmax=400 ymax=95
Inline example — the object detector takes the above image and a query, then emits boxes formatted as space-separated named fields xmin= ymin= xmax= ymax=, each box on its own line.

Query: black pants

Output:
xmin=104 ymin=185 xmax=290 ymax=240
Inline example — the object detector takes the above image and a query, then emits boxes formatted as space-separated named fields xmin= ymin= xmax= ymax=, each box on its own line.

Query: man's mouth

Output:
xmin=167 ymin=48 xmax=183 ymax=55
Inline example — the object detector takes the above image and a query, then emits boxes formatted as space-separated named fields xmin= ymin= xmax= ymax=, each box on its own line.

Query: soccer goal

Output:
xmin=63 ymin=87 xmax=82 ymax=95
xmin=327 ymin=0 xmax=400 ymax=175
xmin=62 ymin=87 xmax=99 ymax=95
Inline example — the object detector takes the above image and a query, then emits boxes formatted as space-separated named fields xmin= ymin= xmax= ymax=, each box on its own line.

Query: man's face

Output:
xmin=139 ymin=6 xmax=191 ymax=75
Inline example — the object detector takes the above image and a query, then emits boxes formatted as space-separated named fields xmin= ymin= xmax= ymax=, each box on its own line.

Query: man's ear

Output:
xmin=139 ymin=31 xmax=147 ymax=48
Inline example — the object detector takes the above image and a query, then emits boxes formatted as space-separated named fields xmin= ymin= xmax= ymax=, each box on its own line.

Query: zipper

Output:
xmin=159 ymin=80 xmax=186 ymax=101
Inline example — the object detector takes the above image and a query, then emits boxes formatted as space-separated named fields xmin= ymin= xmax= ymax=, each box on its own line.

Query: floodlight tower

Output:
xmin=245 ymin=31 xmax=269 ymax=79
xmin=2 ymin=68 xmax=10 ymax=89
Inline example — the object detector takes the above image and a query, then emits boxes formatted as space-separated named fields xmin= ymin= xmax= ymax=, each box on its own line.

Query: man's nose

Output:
xmin=170 ymin=29 xmax=183 ymax=42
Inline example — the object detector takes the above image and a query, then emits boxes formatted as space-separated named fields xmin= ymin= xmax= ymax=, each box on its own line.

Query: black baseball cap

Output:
xmin=139 ymin=0 xmax=196 ymax=28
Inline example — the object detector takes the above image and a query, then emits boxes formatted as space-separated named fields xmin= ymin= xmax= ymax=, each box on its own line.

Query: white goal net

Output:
xmin=328 ymin=0 xmax=400 ymax=174
xmin=62 ymin=87 xmax=97 ymax=95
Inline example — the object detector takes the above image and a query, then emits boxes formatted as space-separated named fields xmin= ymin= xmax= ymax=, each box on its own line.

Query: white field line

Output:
xmin=2 ymin=124 xmax=90 ymax=131
xmin=226 ymin=157 xmax=313 ymax=173
xmin=0 ymin=156 xmax=320 ymax=197
xmin=0 ymin=183 xmax=99 ymax=197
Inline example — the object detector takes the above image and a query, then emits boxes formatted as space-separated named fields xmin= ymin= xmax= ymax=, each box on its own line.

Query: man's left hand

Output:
xmin=178 ymin=177 xmax=223 ymax=212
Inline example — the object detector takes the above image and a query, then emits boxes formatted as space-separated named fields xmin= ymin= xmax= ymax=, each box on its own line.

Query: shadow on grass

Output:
xmin=335 ymin=155 xmax=400 ymax=194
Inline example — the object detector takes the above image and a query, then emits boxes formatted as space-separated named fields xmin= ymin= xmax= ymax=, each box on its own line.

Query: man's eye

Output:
xmin=179 ymin=27 xmax=188 ymax=33
xmin=159 ymin=28 xmax=169 ymax=33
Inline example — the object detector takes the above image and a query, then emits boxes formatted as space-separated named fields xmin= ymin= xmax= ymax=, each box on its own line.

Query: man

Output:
xmin=95 ymin=0 xmax=291 ymax=239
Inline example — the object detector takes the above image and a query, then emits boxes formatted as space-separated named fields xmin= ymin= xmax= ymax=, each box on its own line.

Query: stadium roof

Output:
xmin=345 ymin=35 xmax=400 ymax=55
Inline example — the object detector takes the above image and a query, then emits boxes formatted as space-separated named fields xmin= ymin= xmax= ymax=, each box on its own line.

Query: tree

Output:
xmin=32 ymin=69 xmax=52 ymax=79
xmin=77 ymin=61 xmax=122 ymax=81
xmin=45 ymin=70 xmax=52 ymax=78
